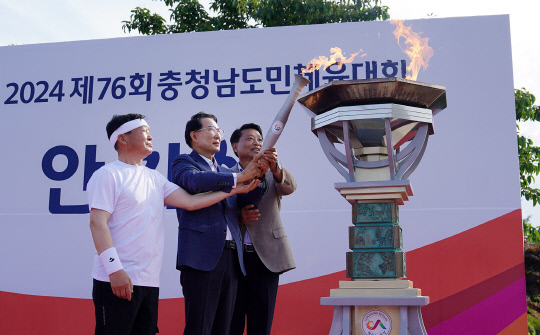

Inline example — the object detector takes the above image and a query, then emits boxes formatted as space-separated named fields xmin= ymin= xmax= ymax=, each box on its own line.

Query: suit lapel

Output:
xmin=190 ymin=150 xmax=227 ymax=214
xmin=190 ymin=150 xmax=212 ymax=171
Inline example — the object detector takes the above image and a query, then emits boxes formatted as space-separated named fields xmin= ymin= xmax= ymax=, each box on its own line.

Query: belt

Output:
xmin=244 ymin=244 xmax=255 ymax=253
xmin=225 ymin=240 xmax=237 ymax=250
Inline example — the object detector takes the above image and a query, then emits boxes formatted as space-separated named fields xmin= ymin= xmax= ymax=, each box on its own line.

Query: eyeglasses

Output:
xmin=196 ymin=126 xmax=225 ymax=136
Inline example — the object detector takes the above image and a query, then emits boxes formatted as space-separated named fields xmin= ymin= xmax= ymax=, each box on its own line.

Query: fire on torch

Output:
xmin=261 ymin=48 xmax=363 ymax=150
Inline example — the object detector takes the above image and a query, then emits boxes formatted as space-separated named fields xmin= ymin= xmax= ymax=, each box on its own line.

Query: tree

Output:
xmin=525 ymin=241 xmax=540 ymax=334
xmin=122 ymin=0 xmax=389 ymax=35
xmin=525 ymin=215 xmax=540 ymax=243
xmin=516 ymin=88 xmax=540 ymax=206
xmin=516 ymin=90 xmax=540 ymax=334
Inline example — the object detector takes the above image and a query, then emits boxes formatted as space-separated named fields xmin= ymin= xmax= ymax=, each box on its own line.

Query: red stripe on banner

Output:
xmin=0 ymin=271 xmax=348 ymax=335
xmin=422 ymin=263 xmax=525 ymax=329
xmin=0 ymin=291 xmax=94 ymax=334
xmin=157 ymin=298 xmax=185 ymax=333
xmin=405 ymin=209 xmax=524 ymax=304
xmin=272 ymin=270 xmax=348 ymax=334
xmin=0 ymin=210 xmax=526 ymax=334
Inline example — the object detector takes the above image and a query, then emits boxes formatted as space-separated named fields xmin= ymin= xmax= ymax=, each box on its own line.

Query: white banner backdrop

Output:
xmin=0 ymin=15 xmax=519 ymax=299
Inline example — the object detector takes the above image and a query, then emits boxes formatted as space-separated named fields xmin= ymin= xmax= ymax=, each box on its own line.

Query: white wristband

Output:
xmin=99 ymin=247 xmax=123 ymax=275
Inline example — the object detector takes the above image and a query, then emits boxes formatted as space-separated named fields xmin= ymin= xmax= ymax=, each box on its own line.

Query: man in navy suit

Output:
xmin=171 ymin=112 xmax=266 ymax=335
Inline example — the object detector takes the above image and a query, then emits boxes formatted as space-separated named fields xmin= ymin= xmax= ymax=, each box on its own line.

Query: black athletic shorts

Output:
xmin=92 ymin=279 xmax=159 ymax=335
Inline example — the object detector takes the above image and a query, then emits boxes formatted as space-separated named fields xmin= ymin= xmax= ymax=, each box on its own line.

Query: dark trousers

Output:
xmin=181 ymin=248 xmax=240 ymax=335
xmin=92 ymin=279 xmax=159 ymax=335
xmin=229 ymin=249 xmax=280 ymax=335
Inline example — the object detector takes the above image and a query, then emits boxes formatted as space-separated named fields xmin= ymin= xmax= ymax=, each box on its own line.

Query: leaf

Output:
xmin=123 ymin=0 xmax=389 ymax=34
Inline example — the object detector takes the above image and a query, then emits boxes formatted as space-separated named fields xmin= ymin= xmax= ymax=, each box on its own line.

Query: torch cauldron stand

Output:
xmin=298 ymin=77 xmax=446 ymax=335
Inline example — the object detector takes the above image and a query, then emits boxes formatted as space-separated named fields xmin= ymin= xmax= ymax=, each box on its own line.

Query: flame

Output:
xmin=302 ymin=47 xmax=364 ymax=74
xmin=391 ymin=20 xmax=433 ymax=81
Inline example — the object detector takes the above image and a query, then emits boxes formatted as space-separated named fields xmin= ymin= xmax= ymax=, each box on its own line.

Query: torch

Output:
xmin=260 ymin=74 xmax=311 ymax=150
xmin=297 ymin=77 xmax=446 ymax=335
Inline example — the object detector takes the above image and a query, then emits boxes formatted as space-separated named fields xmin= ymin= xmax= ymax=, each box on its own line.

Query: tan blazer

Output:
xmin=232 ymin=163 xmax=297 ymax=273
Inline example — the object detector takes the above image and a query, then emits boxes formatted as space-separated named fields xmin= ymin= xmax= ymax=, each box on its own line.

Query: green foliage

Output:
xmin=250 ymin=0 xmax=389 ymax=27
xmin=122 ymin=0 xmax=389 ymax=35
xmin=525 ymin=241 xmax=540 ymax=297
xmin=209 ymin=0 xmax=252 ymax=30
xmin=525 ymin=215 xmax=540 ymax=243
xmin=529 ymin=312 xmax=540 ymax=335
xmin=516 ymin=89 xmax=540 ymax=206
xmin=122 ymin=7 xmax=169 ymax=35
xmin=525 ymin=242 xmax=540 ymax=334
xmin=517 ymin=89 xmax=540 ymax=121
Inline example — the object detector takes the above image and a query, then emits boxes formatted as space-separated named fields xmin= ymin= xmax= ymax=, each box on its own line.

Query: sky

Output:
xmin=1 ymin=0 xmax=540 ymax=223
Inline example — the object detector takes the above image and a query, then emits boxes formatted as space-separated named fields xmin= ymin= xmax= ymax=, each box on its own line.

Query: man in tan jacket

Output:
xmin=228 ymin=123 xmax=297 ymax=335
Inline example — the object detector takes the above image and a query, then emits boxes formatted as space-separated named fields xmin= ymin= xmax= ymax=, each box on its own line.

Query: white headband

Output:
xmin=109 ymin=119 xmax=149 ymax=148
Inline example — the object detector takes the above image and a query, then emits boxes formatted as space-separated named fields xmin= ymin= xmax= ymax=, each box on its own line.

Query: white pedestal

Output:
xmin=321 ymin=281 xmax=429 ymax=335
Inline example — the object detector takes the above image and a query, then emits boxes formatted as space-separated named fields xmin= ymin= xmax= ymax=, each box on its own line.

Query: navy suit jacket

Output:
xmin=171 ymin=150 xmax=262 ymax=275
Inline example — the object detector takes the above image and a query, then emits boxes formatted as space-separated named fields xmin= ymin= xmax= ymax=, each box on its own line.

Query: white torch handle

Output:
xmin=261 ymin=74 xmax=311 ymax=151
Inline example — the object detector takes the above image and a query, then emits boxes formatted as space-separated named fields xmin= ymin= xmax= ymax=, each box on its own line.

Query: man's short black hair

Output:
xmin=230 ymin=123 xmax=263 ymax=157
xmin=106 ymin=114 xmax=146 ymax=150
xmin=185 ymin=112 xmax=218 ymax=148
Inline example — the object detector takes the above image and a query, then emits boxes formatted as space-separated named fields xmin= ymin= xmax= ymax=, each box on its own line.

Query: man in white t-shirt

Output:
xmin=87 ymin=114 xmax=259 ymax=335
